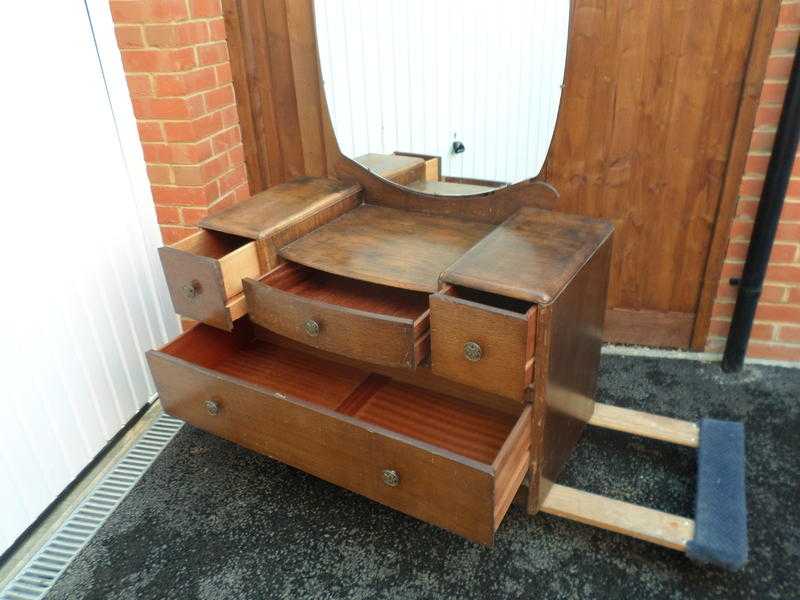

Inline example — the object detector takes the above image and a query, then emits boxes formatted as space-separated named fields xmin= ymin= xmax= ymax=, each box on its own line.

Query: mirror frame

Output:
xmin=310 ymin=0 xmax=575 ymax=223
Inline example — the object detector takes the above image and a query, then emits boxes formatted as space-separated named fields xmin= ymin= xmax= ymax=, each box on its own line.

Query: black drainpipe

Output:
xmin=722 ymin=43 xmax=800 ymax=372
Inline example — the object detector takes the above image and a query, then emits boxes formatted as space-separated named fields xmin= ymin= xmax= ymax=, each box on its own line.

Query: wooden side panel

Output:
xmin=429 ymin=293 xmax=532 ymax=401
xmin=529 ymin=236 xmax=613 ymax=513
xmin=243 ymin=278 xmax=424 ymax=369
xmin=147 ymin=352 xmax=496 ymax=544
xmin=493 ymin=405 xmax=532 ymax=529
xmin=158 ymin=246 xmax=232 ymax=330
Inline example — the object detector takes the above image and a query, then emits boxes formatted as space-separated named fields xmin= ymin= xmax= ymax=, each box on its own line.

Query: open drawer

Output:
xmin=159 ymin=229 xmax=261 ymax=330
xmin=147 ymin=322 xmax=531 ymax=544
xmin=430 ymin=286 xmax=536 ymax=401
xmin=243 ymin=262 xmax=430 ymax=369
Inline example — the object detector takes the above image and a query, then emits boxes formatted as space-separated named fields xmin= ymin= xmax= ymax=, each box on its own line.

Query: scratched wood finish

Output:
xmin=147 ymin=322 xmax=528 ymax=544
xmin=280 ymin=204 xmax=494 ymax=293
xmin=355 ymin=153 xmax=426 ymax=186
xmin=244 ymin=262 xmax=431 ymax=369
xmin=223 ymin=0 xmax=773 ymax=347
xmin=443 ymin=207 xmax=614 ymax=304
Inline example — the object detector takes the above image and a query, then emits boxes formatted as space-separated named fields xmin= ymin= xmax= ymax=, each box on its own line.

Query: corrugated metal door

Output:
xmin=0 ymin=2 xmax=179 ymax=553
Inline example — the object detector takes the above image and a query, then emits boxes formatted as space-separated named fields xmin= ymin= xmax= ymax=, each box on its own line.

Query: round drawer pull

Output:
xmin=382 ymin=469 xmax=400 ymax=487
xmin=463 ymin=341 xmax=483 ymax=362
xmin=182 ymin=280 xmax=202 ymax=300
xmin=205 ymin=399 xmax=220 ymax=416
xmin=304 ymin=319 xmax=321 ymax=337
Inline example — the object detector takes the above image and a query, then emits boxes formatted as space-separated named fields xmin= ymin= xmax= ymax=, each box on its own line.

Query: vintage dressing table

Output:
xmin=146 ymin=0 xmax=747 ymax=570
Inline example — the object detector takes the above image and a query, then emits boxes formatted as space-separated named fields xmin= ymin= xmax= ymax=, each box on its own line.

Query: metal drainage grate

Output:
xmin=1 ymin=411 xmax=183 ymax=600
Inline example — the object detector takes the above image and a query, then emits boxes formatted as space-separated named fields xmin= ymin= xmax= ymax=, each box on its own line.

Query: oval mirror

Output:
xmin=314 ymin=0 xmax=570 ymax=196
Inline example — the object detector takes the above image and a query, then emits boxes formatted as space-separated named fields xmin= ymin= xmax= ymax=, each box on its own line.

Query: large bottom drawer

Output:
xmin=146 ymin=321 xmax=531 ymax=544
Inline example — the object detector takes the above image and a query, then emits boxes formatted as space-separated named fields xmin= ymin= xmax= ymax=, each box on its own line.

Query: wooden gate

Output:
xmin=221 ymin=0 xmax=780 ymax=349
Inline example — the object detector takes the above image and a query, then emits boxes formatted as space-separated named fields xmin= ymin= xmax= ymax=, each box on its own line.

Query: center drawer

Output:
xmin=243 ymin=262 xmax=430 ymax=369
xmin=147 ymin=322 xmax=531 ymax=545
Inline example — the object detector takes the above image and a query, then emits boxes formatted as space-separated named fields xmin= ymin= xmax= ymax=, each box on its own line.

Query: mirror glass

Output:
xmin=314 ymin=0 xmax=570 ymax=195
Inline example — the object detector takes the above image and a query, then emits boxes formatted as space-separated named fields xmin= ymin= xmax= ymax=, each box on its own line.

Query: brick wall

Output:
xmin=111 ymin=0 xmax=250 ymax=245
xmin=707 ymin=0 xmax=800 ymax=362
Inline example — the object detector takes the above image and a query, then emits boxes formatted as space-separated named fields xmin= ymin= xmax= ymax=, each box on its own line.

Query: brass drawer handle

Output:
xmin=463 ymin=341 xmax=483 ymax=362
xmin=304 ymin=319 xmax=320 ymax=337
xmin=205 ymin=399 xmax=220 ymax=416
xmin=182 ymin=280 xmax=202 ymax=300
xmin=382 ymin=469 xmax=400 ymax=487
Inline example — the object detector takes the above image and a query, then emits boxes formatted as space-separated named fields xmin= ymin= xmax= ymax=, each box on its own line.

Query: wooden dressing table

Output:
xmin=146 ymin=0 xmax=747 ymax=569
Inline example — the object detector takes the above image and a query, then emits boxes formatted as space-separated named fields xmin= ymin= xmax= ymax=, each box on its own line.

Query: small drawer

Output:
xmin=430 ymin=286 xmax=536 ymax=401
xmin=147 ymin=322 xmax=531 ymax=544
xmin=159 ymin=229 xmax=261 ymax=330
xmin=243 ymin=262 xmax=430 ymax=369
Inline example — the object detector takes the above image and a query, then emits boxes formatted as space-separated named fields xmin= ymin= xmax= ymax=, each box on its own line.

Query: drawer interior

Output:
xmin=445 ymin=285 xmax=535 ymax=316
xmin=161 ymin=323 xmax=520 ymax=465
xmin=263 ymin=262 xmax=430 ymax=323
xmin=172 ymin=229 xmax=251 ymax=260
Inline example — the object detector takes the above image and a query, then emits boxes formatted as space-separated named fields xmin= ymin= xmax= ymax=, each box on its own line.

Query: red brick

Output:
xmin=126 ymin=74 xmax=152 ymax=97
xmin=110 ymin=1 xmax=147 ymax=23
xmin=220 ymin=105 xmax=239 ymax=127
xmin=776 ymin=221 xmax=800 ymax=242
xmin=121 ymin=48 xmax=196 ymax=73
xmin=778 ymin=325 xmax=800 ymax=343
xmin=211 ymin=126 xmax=241 ymax=154
xmin=780 ymin=2 xmax=800 ymax=25
xmin=711 ymin=302 xmax=735 ymax=318
xmin=227 ymin=143 xmax=245 ymax=166
xmin=132 ymin=95 xmax=204 ymax=119
xmin=729 ymin=220 xmax=754 ymax=240
xmin=115 ymin=25 xmax=145 ymax=48
xmin=744 ymin=153 xmax=770 ymax=175
xmin=164 ymin=110 xmax=223 ymax=142
xmin=766 ymin=263 xmax=800 ymax=284
xmin=769 ymin=243 xmax=799 ymax=263
xmin=749 ymin=129 xmax=776 ymax=152
xmin=766 ymin=54 xmax=794 ymax=80
xmin=234 ymin=181 xmax=250 ymax=201
xmin=781 ymin=201 xmax=800 ymax=220
xmin=772 ymin=29 xmax=800 ymax=53
xmin=219 ymin=164 xmax=247 ymax=195
xmin=189 ymin=0 xmax=223 ymax=18
xmin=204 ymin=85 xmax=235 ymax=111
xmin=209 ymin=18 xmax=227 ymax=41
xmin=147 ymin=164 xmax=172 ymax=185
xmin=155 ymin=67 xmax=217 ymax=97
xmin=215 ymin=62 xmax=233 ymax=84
xmin=760 ymin=81 xmax=788 ymax=104
xmin=746 ymin=342 xmax=800 ymax=362
xmin=181 ymin=206 xmax=209 ymax=225
xmin=720 ymin=261 xmax=744 ymax=279
xmin=145 ymin=140 xmax=214 ymax=164
xmin=145 ymin=22 xmax=209 ymax=48
xmin=155 ymin=205 xmax=181 ymax=224
xmin=755 ymin=303 xmax=800 ymax=323
xmin=716 ymin=282 xmax=787 ymax=303
xmin=151 ymin=184 xmax=215 ymax=206
xmin=788 ymin=180 xmax=800 ymax=199
xmin=197 ymin=42 xmax=228 ymax=67
xmin=789 ymin=287 xmax=800 ymax=303
xmin=735 ymin=197 xmax=759 ymax=219
xmin=739 ymin=177 xmax=764 ymax=198
xmin=137 ymin=121 xmax=163 ymax=142
xmin=755 ymin=104 xmax=782 ymax=128
xmin=173 ymin=153 xmax=229 ymax=185
xmin=160 ymin=225 xmax=195 ymax=245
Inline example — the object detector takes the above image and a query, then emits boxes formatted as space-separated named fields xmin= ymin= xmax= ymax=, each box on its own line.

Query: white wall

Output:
xmin=315 ymin=0 xmax=569 ymax=184
xmin=0 ymin=2 xmax=179 ymax=553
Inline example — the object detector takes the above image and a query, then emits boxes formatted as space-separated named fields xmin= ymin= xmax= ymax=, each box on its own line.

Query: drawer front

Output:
xmin=243 ymin=277 xmax=423 ymax=368
xmin=430 ymin=293 xmax=535 ymax=400
xmin=147 ymin=350 xmax=497 ymax=544
xmin=159 ymin=231 xmax=260 ymax=330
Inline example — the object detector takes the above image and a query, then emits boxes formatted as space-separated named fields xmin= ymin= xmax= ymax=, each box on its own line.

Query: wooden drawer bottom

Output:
xmin=147 ymin=321 xmax=531 ymax=544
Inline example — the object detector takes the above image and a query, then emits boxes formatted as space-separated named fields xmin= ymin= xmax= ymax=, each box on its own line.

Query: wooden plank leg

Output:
xmin=540 ymin=484 xmax=695 ymax=551
xmin=588 ymin=403 xmax=699 ymax=447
